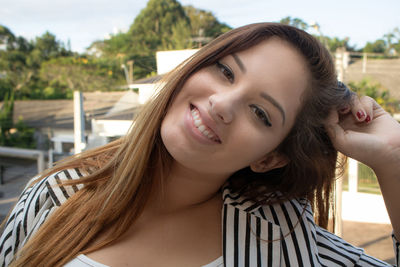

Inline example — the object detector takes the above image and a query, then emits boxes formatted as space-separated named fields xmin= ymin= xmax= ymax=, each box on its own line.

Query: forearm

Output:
xmin=374 ymin=158 xmax=400 ymax=239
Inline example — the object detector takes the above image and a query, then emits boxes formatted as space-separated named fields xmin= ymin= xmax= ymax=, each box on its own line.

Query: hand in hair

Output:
xmin=325 ymin=95 xmax=400 ymax=240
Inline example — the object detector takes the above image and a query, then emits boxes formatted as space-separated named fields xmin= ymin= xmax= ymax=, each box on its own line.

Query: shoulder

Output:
xmin=45 ymin=168 xmax=87 ymax=206
xmin=222 ymin=185 xmax=312 ymax=227
xmin=0 ymin=168 xmax=86 ymax=266
xmin=222 ymin=188 xmax=393 ymax=266
xmin=222 ymin=187 xmax=319 ymax=265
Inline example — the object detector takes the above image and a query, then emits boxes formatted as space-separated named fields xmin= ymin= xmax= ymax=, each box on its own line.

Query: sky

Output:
xmin=1 ymin=0 xmax=399 ymax=53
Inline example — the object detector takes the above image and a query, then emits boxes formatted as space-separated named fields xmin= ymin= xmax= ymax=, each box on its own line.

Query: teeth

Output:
xmin=190 ymin=107 xmax=218 ymax=142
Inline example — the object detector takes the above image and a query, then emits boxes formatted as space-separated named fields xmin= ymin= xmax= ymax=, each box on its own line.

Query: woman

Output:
xmin=1 ymin=23 xmax=399 ymax=266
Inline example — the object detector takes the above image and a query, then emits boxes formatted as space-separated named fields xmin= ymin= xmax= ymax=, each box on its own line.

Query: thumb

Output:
xmin=324 ymin=109 xmax=346 ymax=149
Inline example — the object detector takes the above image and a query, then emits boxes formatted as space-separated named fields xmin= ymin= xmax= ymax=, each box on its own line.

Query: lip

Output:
xmin=184 ymin=104 xmax=221 ymax=145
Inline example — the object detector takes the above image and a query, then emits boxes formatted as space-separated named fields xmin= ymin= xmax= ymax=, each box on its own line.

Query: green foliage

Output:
xmin=100 ymin=34 xmax=131 ymax=56
xmin=98 ymin=0 xmax=231 ymax=78
xmin=278 ymin=18 xmax=355 ymax=53
xmin=0 ymin=92 xmax=36 ymax=148
xmin=0 ymin=25 xmax=125 ymax=101
xmin=326 ymin=36 xmax=355 ymax=52
xmin=170 ymin=19 xmax=193 ymax=49
xmin=348 ymin=78 xmax=400 ymax=114
xmin=363 ymin=39 xmax=386 ymax=53
xmin=184 ymin=5 xmax=231 ymax=46
xmin=2 ymin=118 xmax=36 ymax=148
xmin=0 ymin=25 xmax=16 ymax=50
xmin=39 ymin=56 xmax=125 ymax=94
xmin=360 ymin=28 xmax=400 ymax=56
xmin=0 ymin=91 xmax=14 ymax=136
xmin=383 ymin=27 xmax=400 ymax=55
xmin=279 ymin=17 xmax=309 ymax=30
xmin=129 ymin=0 xmax=191 ymax=53
xmin=0 ymin=78 xmax=13 ymax=101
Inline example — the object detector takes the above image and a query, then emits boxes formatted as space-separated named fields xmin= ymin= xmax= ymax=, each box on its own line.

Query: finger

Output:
xmin=350 ymin=94 xmax=367 ymax=122
xmin=325 ymin=109 xmax=344 ymax=147
xmin=338 ymin=105 xmax=351 ymax=114
xmin=359 ymin=96 xmax=374 ymax=123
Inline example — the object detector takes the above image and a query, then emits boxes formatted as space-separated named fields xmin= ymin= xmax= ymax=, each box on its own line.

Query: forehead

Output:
xmin=235 ymin=37 xmax=309 ymax=77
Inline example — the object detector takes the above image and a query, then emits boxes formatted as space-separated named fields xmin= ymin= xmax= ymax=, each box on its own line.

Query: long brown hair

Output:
xmin=10 ymin=23 xmax=351 ymax=266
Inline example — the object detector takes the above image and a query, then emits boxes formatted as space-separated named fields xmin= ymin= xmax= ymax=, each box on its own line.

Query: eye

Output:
xmin=216 ymin=61 xmax=234 ymax=83
xmin=250 ymin=104 xmax=272 ymax=127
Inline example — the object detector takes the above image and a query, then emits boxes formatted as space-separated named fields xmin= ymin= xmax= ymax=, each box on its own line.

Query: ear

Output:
xmin=249 ymin=152 xmax=289 ymax=173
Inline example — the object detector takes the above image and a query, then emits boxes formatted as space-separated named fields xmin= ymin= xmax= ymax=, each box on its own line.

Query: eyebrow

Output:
xmin=260 ymin=92 xmax=286 ymax=125
xmin=232 ymin=53 xmax=246 ymax=73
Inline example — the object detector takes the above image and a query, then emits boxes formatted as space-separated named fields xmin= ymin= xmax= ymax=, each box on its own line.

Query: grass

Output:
xmin=341 ymin=162 xmax=380 ymax=195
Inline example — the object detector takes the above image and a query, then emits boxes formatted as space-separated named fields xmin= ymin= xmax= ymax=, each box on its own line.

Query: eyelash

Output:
xmin=250 ymin=104 xmax=272 ymax=127
xmin=216 ymin=61 xmax=234 ymax=83
xmin=216 ymin=61 xmax=272 ymax=127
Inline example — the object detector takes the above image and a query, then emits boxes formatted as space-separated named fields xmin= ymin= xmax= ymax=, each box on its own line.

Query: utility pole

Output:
xmin=73 ymin=90 xmax=86 ymax=154
xmin=362 ymin=52 xmax=367 ymax=73
xmin=121 ymin=60 xmax=134 ymax=87
xmin=127 ymin=60 xmax=134 ymax=84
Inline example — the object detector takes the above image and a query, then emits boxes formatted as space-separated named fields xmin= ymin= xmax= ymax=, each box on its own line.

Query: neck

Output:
xmin=146 ymin=161 xmax=229 ymax=214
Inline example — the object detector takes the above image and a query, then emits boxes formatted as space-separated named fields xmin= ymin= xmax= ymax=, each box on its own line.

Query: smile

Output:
xmin=190 ymin=105 xmax=221 ymax=143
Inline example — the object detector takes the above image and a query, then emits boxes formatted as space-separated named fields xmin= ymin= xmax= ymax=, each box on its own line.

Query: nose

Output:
xmin=208 ymin=92 xmax=237 ymax=124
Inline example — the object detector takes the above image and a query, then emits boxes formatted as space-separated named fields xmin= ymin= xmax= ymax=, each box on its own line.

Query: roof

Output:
xmin=4 ymin=91 xmax=141 ymax=130
xmin=132 ymin=75 xmax=163 ymax=85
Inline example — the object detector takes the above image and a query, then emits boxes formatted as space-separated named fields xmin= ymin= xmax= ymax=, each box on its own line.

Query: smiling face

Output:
xmin=161 ymin=38 xmax=311 ymax=180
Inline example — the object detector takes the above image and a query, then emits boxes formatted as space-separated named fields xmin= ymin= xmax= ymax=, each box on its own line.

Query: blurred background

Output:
xmin=1 ymin=0 xmax=399 ymax=264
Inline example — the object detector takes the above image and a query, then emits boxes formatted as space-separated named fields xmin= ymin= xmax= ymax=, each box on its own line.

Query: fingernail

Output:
xmin=357 ymin=111 xmax=365 ymax=119
xmin=365 ymin=115 xmax=371 ymax=123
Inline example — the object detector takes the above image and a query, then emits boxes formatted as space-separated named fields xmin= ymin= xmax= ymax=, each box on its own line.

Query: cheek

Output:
xmin=161 ymin=114 xmax=182 ymax=153
xmin=233 ymin=129 xmax=284 ymax=163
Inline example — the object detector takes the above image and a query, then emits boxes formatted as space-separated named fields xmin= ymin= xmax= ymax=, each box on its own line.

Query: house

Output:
xmin=10 ymin=91 xmax=140 ymax=156
xmin=126 ymin=49 xmax=199 ymax=104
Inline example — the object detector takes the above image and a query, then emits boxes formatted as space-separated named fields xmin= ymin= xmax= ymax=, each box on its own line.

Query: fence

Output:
xmin=342 ymin=158 xmax=380 ymax=194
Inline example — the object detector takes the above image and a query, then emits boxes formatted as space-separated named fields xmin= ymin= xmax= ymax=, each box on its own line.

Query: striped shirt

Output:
xmin=0 ymin=168 xmax=398 ymax=266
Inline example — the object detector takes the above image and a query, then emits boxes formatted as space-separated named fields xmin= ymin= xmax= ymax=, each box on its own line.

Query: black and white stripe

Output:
xmin=222 ymin=187 xmax=396 ymax=266
xmin=0 ymin=168 xmax=84 ymax=267
xmin=0 ymin=169 xmax=398 ymax=266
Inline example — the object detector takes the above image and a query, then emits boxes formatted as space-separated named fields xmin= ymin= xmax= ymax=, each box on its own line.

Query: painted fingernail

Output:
xmin=365 ymin=115 xmax=371 ymax=123
xmin=357 ymin=111 xmax=365 ymax=119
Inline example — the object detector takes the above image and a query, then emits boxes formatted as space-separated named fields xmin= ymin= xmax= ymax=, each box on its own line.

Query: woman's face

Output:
xmin=161 ymin=38 xmax=310 ymax=179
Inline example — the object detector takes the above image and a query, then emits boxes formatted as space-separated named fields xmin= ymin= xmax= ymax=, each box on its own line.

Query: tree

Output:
xmin=39 ymin=56 xmax=124 ymax=95
xmin=383 ymin=27 xmax=400 ymax=55
xmin=0 ymin=91 xmax=14 ymax=142
xmin=129 ymin=0 xmax=192 ymax=54
xmin=98 ymin=0 xmax=193 ymax=78
xmin=0 ymin=91 xmax=36 ymax=148
xmin=27 ymin=31 xmax=72 ymax=68
xmin=0 ymin=27 xmax=78 ymax=100
xmin=326 ymin=36 xmax=355 ymax=52
xmin=348 ymin=78 xmax=400 ymax=114
xmin=0 ymin=25 xmax=16 ymax=50
xmin=100 ymin=33 xmax=131 ymax=57
xmin=97 ymin=0 xmax=231 ymax=78
xmin=363 ymin=39 xmax=386 ymax=54
xmin=0 ymin=26 xmax=34 ymax=100
xmin=184 ymin=5 xmax=231 ymax=47
xmin=279 ymin=16 xmax=309 ymax=30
